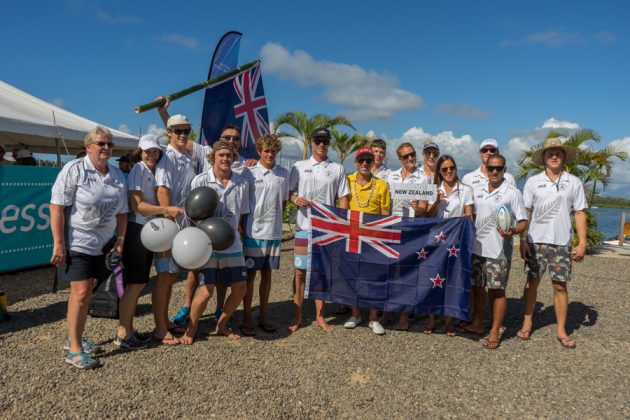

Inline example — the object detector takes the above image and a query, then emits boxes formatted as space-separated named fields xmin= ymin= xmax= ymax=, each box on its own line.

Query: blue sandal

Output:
xmin=65 ymin=350 xmax=100 ymax=369
xmin=63 ymin=337 xmax=102 ymax=355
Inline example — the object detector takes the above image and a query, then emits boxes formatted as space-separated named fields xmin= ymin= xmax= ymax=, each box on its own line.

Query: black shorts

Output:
xmin=57 ymin=251 xmax=108 ymax=283
xmin=122 ymin=222 xmax=154 ymax=284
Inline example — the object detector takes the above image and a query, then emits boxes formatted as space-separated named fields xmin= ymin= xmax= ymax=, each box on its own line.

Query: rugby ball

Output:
xmin=495 ymin=205 xmax=512 ymax=231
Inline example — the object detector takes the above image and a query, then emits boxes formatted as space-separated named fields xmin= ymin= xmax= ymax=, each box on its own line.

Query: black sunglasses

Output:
xmin=357 ymin=158 xmax=374 ymax=165
xmin=480 ymin=147 xmax=497 ymax=154
xmin=91 ymin=141 xmax=115 ymax=148
xmin=400 ymin=152 xmax=416 ymax=160
xmin=313 ymin=138 xmax=330 ymax=145
xmin=171 ymin=128 xmax=191 ymax=136
xmin=440 ymin=165 xmax=456 ymax=173
xmin=487 ymin=165 xmax=505 ymax=172
xmin=221 ymin=135 xmax=241 ymax=141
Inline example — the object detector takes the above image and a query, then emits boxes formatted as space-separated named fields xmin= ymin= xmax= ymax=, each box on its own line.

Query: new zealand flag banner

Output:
xmin=305 ymin=202 xmax=476 ymax=320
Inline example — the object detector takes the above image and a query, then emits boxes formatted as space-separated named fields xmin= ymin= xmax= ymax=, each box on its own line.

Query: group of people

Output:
xmin=50 ymin=104 xmax=587 ymax=369
xmin=0 ymin=145 xmax=37 ymax=166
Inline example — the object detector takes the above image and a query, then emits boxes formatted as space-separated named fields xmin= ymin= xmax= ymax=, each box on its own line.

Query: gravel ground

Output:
xmin=1 ymin=242 xmax=629 ymax=419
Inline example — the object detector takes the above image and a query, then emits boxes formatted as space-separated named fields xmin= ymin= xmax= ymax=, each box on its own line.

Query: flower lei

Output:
xmin=352 ymin=177 xmax=376 ymax=208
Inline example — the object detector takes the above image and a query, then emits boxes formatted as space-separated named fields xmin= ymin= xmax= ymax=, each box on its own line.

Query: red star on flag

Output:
xmin=416 ymin=248 xmax=428 ymax=260
xmin=447 ymin=245 xmax=460 ymax=257
xmin=430 ymin=273 xmax=445 ymax=288
xmin=434 ymin=231 xmax=446 ymax=243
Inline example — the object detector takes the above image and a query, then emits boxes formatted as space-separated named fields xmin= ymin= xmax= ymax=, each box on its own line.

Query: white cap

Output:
xmin=479 ymin=139 xmax=499 ymax=150
xmin=166 ymin=114 xmax=191 ymax=128
xmin=138 ymin=134 xmax=162 ymax=150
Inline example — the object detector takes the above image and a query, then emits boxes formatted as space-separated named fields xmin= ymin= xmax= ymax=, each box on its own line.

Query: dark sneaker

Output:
xmin=114 ymin=334 xmax=147 ymax=350
xmin=133 ymin=331 xmax=152 ymax=343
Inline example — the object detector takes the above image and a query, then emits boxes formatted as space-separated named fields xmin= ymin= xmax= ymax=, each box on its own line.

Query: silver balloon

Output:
xmin=171 ymin=227 xmax=213 ymax=270
xmin=140 ymin=218 xmax=179 ymax=252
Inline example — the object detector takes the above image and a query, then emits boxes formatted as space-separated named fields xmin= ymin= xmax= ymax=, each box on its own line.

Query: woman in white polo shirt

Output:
xmin=50 ymin=126 xmax=128 ymax=369
xmin=419 ymin=155 xmax=474 ymax=336
xmin=113 ymin=135 xmax=184 ymax=350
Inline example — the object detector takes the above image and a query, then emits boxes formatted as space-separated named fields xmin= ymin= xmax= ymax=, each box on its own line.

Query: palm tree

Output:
xmin=330 ymin=128 xmax=372 ymax=165
xmin=272 ymin=111 xmax=355 ymax=160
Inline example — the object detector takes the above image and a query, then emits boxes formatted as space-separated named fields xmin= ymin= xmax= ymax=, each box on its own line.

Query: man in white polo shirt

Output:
xmin=517 ymin=137 xmax=587 ymax=349
xmin=467 ymin=154 xmax=527 ymax=350
xmin=387 ymin=142 xmax=430 ymax=218
xmin=370 ymin=138 xmax=391 ymax=180
xmin=180 ymin=140 xmax=250 ymax=343
xmin=462 ymin=139 xmax=516 ymax=191
xmin=240 ymin=134 xmax=289 ymax=336
xmin=288 ymin=128 xmax=349 ymax=333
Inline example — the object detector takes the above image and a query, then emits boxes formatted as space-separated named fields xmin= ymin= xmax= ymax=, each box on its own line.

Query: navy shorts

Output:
xmin=57 ymin=250 xmax=108 ymax=283
xmin=122 ymin=222 xmax=153 ymax=284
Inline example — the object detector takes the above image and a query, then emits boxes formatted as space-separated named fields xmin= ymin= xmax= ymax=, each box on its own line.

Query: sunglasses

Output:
xmin=91 ymin=141 xmax=115 ymax=148
xmin=171 ymin=128 xmax=191 ymax=136
xmin=424 ymin=150 xmax=439 ymax=157
xmin=487 ymin=165 xmax=505 ymax=172
xmin=221 ymin=135 xmax=241 ymax=141
xmin=480 ymin=147 xmax=497 ymax=154
xmin=357 ymin=158 xmax=374 ymax=165
xmin=313 ymin=138 xmax=330 ymax=146
xmin=440 ymin=165 xmax=456 ymax=173
xmin=399 ymin=152 xmax=416 ymax=160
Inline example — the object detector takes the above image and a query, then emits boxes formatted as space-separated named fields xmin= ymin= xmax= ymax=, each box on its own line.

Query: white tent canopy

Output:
xmin=0 ymin=80 xmax=138 ymax=157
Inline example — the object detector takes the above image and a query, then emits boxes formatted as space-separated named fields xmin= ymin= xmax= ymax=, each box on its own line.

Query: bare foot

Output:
xmin=179 ymin=326 xmax=197 ymax=345
xmin=288 ymin=314 xmax=302 ymax=333
xmin=216 ymin=327 xmax=241 ymax=340
xmin=316 ymin=317 xmax=333 ymax=333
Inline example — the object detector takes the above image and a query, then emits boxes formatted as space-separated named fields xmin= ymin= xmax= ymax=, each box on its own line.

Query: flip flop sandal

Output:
xmin=557 ymin=336 xmax=576 ymax=349
xmin=517 ymin=330 xmax=531 ymax=340
xmin=483 ymin=339 xmax=501 ymax=350
xmin=258 ymin=323 xmax=277 ymax=333
xmin=65 ymin=350 xmax=100 ymax=369
xmin=240 ymin=326 xmax=257 ymax=337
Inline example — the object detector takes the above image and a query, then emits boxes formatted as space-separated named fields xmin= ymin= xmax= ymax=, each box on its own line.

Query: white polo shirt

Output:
xmin=432 ymin=182 xmax=474 ymax=219
xmin=472 ymin=181 xmax=527 ymax=260
xmin=243 ymin=162 xmax=289 ymax=240
xmin=462 ymin=166 xmax=516 ymax=191
xmin=387 ymin=167 xmax=430 ymax=217
xmin=288 ymin=157 xmax=349 ymax=231
xmin=191 ymin=169 xmax=250 ymax=254
xmin=523 ymin=171 xmax=587 ymax=246
xmin=373 ymin=164 xmax=391 ymax=180
xmin=155 ymin=144 xmax=203 ymax=208
xmin=127 ymin=161 xmax=158 ymax=226
xmin=51 ymin=157 xmax=128 ymax=256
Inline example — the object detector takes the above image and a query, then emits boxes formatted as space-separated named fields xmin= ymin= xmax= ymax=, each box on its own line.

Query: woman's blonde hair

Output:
xmin=84 ymin=126 xmax=113 ymax=146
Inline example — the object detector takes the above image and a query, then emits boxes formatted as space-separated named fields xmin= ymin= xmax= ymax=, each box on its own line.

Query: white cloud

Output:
xmin=117 ymin=124 xmax=131 ymax=134
xmin=540 ymin=118 xmax=580 ymax=130
xmin=435 ymin=103 xmax=490 ymax=119
xmin=96 ymin=9 xmax=140 ymax=24
xmin=501 ymin=30 xmax=618 ymax=48
xmin=48 ymin=98 xmax=65 ymax=108
xmin=605 ymin=137 xmax=630 ymax=196
xmin=161 ymin=33 xmax=200 ymax=51
xmin=260 ymin=42 xmax=423 ymax=121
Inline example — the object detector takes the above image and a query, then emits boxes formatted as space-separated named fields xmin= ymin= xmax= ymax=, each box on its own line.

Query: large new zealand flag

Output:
xmin=306 ymin=202 xmax=476 ymax=320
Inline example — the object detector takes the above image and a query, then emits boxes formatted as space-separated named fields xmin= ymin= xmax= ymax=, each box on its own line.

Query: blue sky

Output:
xmin=2 ymin=0 xmax=630 ymax=195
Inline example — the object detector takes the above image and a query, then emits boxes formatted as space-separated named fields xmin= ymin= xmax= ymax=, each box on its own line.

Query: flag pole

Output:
xmin=134 ymin=59 xmax=259 ymax=114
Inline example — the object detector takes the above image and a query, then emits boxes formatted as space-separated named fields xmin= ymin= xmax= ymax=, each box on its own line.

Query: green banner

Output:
xmin=0 ymin=166 xmax=61 ymax=272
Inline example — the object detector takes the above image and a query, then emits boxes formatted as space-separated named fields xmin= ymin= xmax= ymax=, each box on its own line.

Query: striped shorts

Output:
xmin=294 ymin=230 xmax=309 ymax=270
xmin=198 ymin=251 xmax=247 ymax=287
xmin=243 ymin=237 xmax=281 ymax=270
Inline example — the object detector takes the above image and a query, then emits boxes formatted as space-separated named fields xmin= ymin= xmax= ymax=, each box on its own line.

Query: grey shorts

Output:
xmin=524 ymin=242 xmax=572 ymax=283
xmin=471 ymin=254 xmax=511 ymax=290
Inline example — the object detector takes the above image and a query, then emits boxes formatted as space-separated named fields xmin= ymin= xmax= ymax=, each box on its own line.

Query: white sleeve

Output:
xmin=505 ymin=172 xmax=516 ymax=187
xmin=288 ymin=165 xmax=299 ymax=194
xmin=126 ymin=164 xmax=143 ymax=192
xmin=462 ymin=185 xmax=474 ymax=206
xmin=336 ymin=166 xmax=349 ymax=198
xmin=240 ymin=181 xmax=250 ymax=215
xmin=522 ymin=178 xmax=533 ymax=209
xmin=282 ymin=170 xmax=290 ymax=201
xmin=155 ymin=157 xmax=173 ymax=189
xmin=190 ymin=174 xmax=203 ymax=190
xmin=191 ymin=142 xmax=208 ymax=165
xmin=50 ymin=161 xmax=79 ymax=206
xmin=572 ymin=180 xmax=587 ymax=212
xmin=511 ymin=189 xmax=528 ymax=222
xmin=117 ymin=181 xmax=129 ymax=214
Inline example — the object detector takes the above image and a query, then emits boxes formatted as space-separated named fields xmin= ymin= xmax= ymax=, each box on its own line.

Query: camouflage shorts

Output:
xmin=524 ymin=243 xmax=572 ymax=283
xmin=471 ymin=254 xmax=511 ymax=290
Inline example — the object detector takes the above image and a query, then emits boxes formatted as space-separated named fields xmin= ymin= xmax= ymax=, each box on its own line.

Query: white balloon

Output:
xmin=140 ymin=218 xmax=179 ymax=252
xmin=171 ymin=227 xmax=213 ymax=270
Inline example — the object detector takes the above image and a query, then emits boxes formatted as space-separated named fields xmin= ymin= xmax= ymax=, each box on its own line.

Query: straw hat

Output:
xmin=531 ymin=137 xmax=577 ymax=165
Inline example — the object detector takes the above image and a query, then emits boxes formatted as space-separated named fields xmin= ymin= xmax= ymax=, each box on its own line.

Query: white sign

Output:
xmin=390 ymin=183 xmax=437 ymax=201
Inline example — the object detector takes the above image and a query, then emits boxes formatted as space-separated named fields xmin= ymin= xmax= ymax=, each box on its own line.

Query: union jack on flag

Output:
xmin=306 ymin=203 xmax=476 ymax=318
xmin=200 ymin=61 xmax=270 ymax=159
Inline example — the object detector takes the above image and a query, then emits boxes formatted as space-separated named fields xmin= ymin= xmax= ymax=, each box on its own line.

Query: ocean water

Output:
xmin=590 ymin=207 xmax=630 ymax=240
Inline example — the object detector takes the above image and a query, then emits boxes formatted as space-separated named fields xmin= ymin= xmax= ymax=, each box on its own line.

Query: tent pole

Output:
xmin=55 ymin=138 xmax=61 ymax=166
